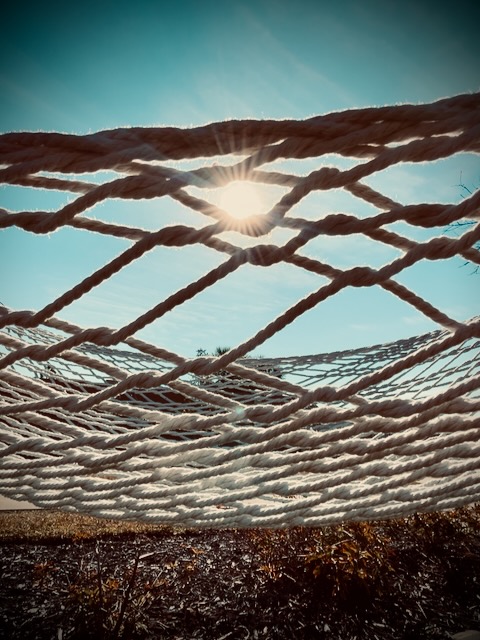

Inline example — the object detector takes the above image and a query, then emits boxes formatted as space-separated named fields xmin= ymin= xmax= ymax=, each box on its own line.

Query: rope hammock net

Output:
xmin=0 ymin=93 xmax=479 ymax=527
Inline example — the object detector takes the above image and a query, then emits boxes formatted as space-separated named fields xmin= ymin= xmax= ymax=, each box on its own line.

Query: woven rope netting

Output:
xmin=0 ymin=93 xmax=479 ymax=527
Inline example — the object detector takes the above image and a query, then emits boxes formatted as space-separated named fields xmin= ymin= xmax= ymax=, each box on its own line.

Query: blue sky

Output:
xmin=1 ymin=0 xmax=479 ymax=358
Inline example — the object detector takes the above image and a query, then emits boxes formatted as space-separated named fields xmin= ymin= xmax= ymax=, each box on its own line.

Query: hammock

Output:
xmin=0 ymin=93 xmax=479 ymax=526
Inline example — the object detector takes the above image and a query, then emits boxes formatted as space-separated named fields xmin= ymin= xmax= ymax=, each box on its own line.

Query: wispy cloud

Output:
xmin=236 ymin=4 xmax=357 ymax=113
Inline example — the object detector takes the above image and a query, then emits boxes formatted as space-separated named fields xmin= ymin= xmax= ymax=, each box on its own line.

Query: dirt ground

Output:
xmin=0 ymin=507 xmax=479 ymax=639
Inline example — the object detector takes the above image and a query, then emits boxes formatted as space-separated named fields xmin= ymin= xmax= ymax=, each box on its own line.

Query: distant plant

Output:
xmin=195 ymin=346 xmax=282 ymax=384
xmin=447 ymin=178 xmax=479 ymax=274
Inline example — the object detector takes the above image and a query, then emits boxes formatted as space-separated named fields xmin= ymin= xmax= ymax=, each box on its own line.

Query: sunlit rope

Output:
xmin=0 ymin=92 xmax=479 ymax=527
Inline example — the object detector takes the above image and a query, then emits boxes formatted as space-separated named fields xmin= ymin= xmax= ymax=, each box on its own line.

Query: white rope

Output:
xmin=0 ymin=93 xmax=479 ymax=526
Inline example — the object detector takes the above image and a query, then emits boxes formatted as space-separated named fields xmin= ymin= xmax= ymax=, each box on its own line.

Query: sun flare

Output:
xmin=219 ymin=181 xmax=263 ymax=219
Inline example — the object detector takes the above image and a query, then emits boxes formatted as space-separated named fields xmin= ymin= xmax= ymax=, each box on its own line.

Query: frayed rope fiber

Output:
xmin=0 ymin=93 xmax=479 ymax=527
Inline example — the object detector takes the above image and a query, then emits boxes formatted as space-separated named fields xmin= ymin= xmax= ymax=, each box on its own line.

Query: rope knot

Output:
xmin=310 ymin=166 xmax=341 ymax=190
xmin=245 ymin=244 xmax=280 ymax=267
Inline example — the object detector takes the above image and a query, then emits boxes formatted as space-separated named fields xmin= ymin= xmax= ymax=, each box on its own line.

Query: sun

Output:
xmin=219 ymin=181 xmax=263 ymax=219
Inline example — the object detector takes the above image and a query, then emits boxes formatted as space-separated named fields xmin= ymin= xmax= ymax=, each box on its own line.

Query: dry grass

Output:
xmin=0 ymin=505 xmax=479 ymax=639
xmin=0 ymin=509 xmax=176 ymax=543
